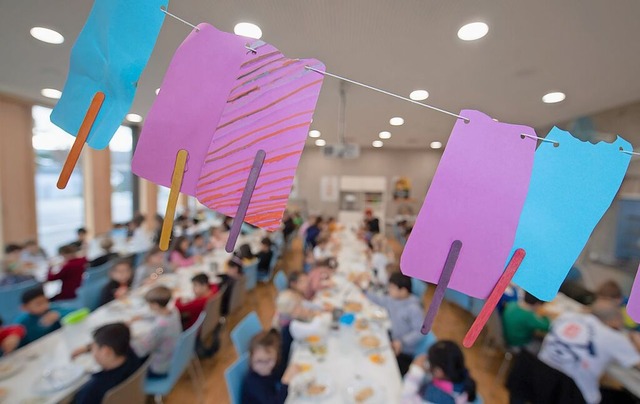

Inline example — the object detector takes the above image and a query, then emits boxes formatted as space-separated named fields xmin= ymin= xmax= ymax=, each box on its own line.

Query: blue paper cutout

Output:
xmin=50 ymin=0 xmax=168 ymax=149
xmin=511 ymin=127 xmax=632 ymax=301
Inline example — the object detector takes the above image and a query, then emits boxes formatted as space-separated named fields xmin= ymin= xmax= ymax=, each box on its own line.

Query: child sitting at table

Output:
xmin=208 ymin=227 xmax=227 ymax=250
xmin=236 ymin=244 xmax=256 ymax=265
xmin=20 ymin=240 xmax=47 ymax=266
xmin=16 ymin=285 xmax=75 ymax=345
xmin=0 ymin=244 xmax=35 ymax=286
xmin=89 ymin=237 xmax=118 ymax=268
xmin=365 ymin=272 xmax=424 ymax=376
xmin=130 ymin=286 xmax=182 ymax=378
xmin=312 ymin=235 xmax=333 ymax=261
xmin=189 ymin=234 xmax=209 ymax=256
xmin=305 ymin=258 xmax=338 ymax=300
xmin=256 ymin=238 xmax=274 ymax=277
xmin=502 ymin=292 xmax=550 ymax=351
xmin=241 ymin=329 xmax=302 ymax=404
xmin=99 ymin=260 xmax=134 ymax=307
xmin=169 ymin=236 xmax=196 ymax=268
xmin=47 ymin=244 xmax=87 ymax=301
xmin=595 ymin=279 xmax=639 ymax=330
xmin=71 ymin=322 xmax=142 ymax=404
xmin=219 ymin=256 xmax=244 ymax=317
xmin=175 ymin=273 xmax=218 ymax=330
xmin=0 ymin=318 xmax=25 ymax=356
xmin=402 ymin=340 xmax=477 ymax=404
xmin=133 ymin=247 xmax=167 ymax=288
xmin=370 ymin=234 xmax=392 ymax=288
xmin=275 ymin=271 xmax=316 ymax=362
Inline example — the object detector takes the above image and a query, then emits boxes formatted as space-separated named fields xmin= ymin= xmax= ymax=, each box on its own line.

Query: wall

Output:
xmin=294 ymin=147 xmax=442 ymax=222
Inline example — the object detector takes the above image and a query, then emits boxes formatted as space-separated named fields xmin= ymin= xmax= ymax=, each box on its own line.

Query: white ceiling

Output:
xmin=1 ymin=0 xmax=640 ymax=149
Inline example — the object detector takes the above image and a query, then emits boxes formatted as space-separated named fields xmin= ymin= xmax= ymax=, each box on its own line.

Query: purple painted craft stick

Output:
xmin=225 ymin=149 xmax=267 ymax=253
xmin=421 ymin=240 xmax=462 ymax=334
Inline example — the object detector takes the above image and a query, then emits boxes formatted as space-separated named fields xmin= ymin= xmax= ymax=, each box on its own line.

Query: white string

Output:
xmin=520 ymin=133 xmax=560 ymax=147
xmin=620 ymin=148 xmax=640 ymax=156
xmin=305 ymin=66 xmax=470 ymax=122
xmin=160 ymin=6 xmax=199 ymax=32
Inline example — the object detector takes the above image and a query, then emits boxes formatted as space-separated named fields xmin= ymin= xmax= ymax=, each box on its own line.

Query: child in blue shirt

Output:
xmin=15 ymin=285 xmax=74 ymax=345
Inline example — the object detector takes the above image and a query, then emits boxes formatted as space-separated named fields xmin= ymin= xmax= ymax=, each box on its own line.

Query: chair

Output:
xmin=102 ymin=358 xmax=151 ymax=404
xmin=411 ymin=278 xmax=427 ymax=300
xmin=198 ymin=286 xmax=225 ymax=356
xmin=273 ymin=271 xmax=287 ymax=292
xmin=482 ymin=311 xmax=516 ymax=380
xmin=224 ymin=353 xmax=249 ymax=404
xmin=258 ymin=248 xmax=279 ymax=283
xmin=414 ymin=331 xmax=437 ymax=356
xmin=76 ymin=276 xmax=111 ymax=311
xmin=83 ymin=262 xmax=113 ymax=283
xmin=230 ymin=311 xmax=262 ymax=355
xmin=228 ymin=276 xmax=247 ymax=314
xmin=144 ymin=312 xmax=206 ymax=404
xmin=244 ymin=262 xmax=258 ymax=293
xmin=0 ymin=279 xmax=39 ymax=322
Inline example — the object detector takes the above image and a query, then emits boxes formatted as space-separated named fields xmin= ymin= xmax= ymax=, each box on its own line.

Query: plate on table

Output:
xmin=358 ymin=335 xmax=381 ymax=350
xmin=0 ymin=360 xmax=24 ymax=381
xmin=298 ymin=374 xmax=334 ymax=400
xmin=343 ymin=301 xmax=363 ymax=313
xmin=345 ymin=380 xmax=385 ymax=404
xmin=33 ymin=364 xmax=85 ymax=394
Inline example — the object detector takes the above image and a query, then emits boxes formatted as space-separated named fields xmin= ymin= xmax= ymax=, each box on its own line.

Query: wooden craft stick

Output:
xmin=57 ymin=91 xmax=105 ymax=189
xmin=463 ymin=248 xmax=526 ymax=348
xmin=159 ymin=149 xmax=189 ymax=251
xmin=225 ymin=149 xmax=267 ymax=253
xmin=421 ymin=240 xmax=463 ymax=334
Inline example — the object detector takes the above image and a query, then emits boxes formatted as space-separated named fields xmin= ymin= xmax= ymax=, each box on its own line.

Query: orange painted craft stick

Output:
xmin=57 ymin=91 xmax=105 ymax=189
xmin=463 ymin=248 xmax=526 ymax=348
xmin=159 ymin=149 xmax=189 ymax=251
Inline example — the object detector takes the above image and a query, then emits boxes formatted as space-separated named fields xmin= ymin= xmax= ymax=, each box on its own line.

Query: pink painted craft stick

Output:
xmin=225 ymin=150 xmax=267 ymax=253
xmin=422 ymin=240 xmax=462 ymax=334
xmin=463 ymin=248 xmax=526 ymax=348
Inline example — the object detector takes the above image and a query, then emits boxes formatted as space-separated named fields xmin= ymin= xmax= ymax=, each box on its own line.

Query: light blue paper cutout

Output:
xmin=50 ymin=0 xmax=168 ymax=150
xmin=511 ymin=127 xmax=631 ymax=301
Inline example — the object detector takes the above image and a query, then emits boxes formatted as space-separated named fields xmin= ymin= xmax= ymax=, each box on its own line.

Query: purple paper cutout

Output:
xmin=400 ymin=110 xmax=536 ymax=299
xmin=627 ymin=265 xmax=640 ymax=322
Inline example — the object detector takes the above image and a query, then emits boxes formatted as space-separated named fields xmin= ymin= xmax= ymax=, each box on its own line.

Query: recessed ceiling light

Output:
xmin=234 ymin=22 xmax=262 ymax=39
xmin=126 ymin=113 xmax=143 ymax=123
xmin=155 ymin=88 xmax=160 ymax=95
xmin=389 ymin=117 xmax=404 ymax=126
xmin=30 ymin=27 xmax=64 ymax=44
xmin=315 ymin=139 xmax=326 ymax=146
xmin=40 ymin=88 xmax=61 ymax=99
xmin=457 ymin=22 xmax=489 ymax=41
xmin=309 ymin=130 xmax=321 ymax=138
xmin=372 ymin=140 xmax=384 ymax=148
xmin=409 ymin=90 xmax=429 ymax=101
xmin=430 ymin=141 xmax=443 ymax=149
xmin=379 ymin=131 xmax=391 ymax=139
xmin=542 ymin=91 xmax=566 ymax=104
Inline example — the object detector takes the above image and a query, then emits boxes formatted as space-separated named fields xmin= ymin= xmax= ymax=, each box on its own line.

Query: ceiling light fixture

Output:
xmin=457 ymin=22 xmax=489 ymax=41
xmin=126 ymin=113 xmax=143 ymax=123
xmin=430 ymin=141 xmax=443 ymax=149
xmin=379 ymin=131 xmax=391 ymax=139
xmin=40 ymin=88 xmax=61 ymax=99
xmin=155 ymin=88 xmax=160 ymax=95
xmin=372 ymin=140 xmax=384 ymax=148
xmin=389 ymin=117 xmax=404 ymax=126
xmin=409 ymin=90 xmax=429 ymax=101
xmin=309 ymin=130 xmax=321 ymax=138
xmin=542 ymin=91 xmax=566 ymax=104
xmin=30 ymin=27 xmax=64 ymax=44
xmin=315 ymin=139 xmax=326 ymax=146
xmin=234 ymin=22 xmax=262 ymax=39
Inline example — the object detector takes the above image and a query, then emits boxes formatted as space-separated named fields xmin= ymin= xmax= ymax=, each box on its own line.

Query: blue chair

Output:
xmin=230 ymin=311 xmax=262 ymax=355
xmin=145 ymin=312 xmax=206 ymax=404
xmin=244 ymin=262 xmax=258 ymax=293
xmin=411 ymin=278 xmax=427 ymax=300
xmin=84 ymin=262 xmax=112 ymax=283
xmin=0 ymin=279 xmax=39 ymax=322
xmin=273 ymin=271 xmax=287 ymax=292
xmin=76 ymin=276 xmax=110 ymax=311
xmin=225 ymin=353 xmax=249 ymax=404
xmin=414 ymin=331 xmax=437 ymax=356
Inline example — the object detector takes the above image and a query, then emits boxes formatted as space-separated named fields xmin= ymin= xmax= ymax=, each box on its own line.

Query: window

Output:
xmin=110 ymin=127 xmax=133 ymax=224
xmin=32 ymin=105 xmax=85 ymax=255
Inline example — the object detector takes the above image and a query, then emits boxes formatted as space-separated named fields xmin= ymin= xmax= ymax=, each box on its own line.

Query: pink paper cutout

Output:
xmin=400 ymin=110 xmax=536 ymax=299
xmin=196 ymin=43 xmax=324 ymax=230
xmin=628 ymin=265 xmax=640 ymax=322
xmin=132 ymin=24 xmax=248 ymax=195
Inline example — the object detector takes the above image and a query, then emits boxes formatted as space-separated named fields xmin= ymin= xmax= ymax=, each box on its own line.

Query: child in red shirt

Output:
xmin=175 ymin=273 xmax=218 ymax=330
xmin=0 ymin=319 xmax=25 ymax=356
xmin=48 ymin=244 xmax=87 ymax=301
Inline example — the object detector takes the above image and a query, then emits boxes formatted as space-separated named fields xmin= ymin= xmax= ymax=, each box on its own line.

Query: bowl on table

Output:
xmin=345 ymin=379 xmax=385 ymax=403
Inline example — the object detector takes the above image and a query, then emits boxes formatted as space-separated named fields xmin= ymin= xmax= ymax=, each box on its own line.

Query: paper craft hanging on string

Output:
xmin=50 ymin=0 xmax=168 ymax=189
xmin=511 ymin=127 xmax=632 ymax=301
xmin=400 ymin=110 xmax=536 ymax=333
xmin=627 ymin=267 xmax=640 ymax=322
xmin=132 ymin=23 xmax=324 ymax=251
